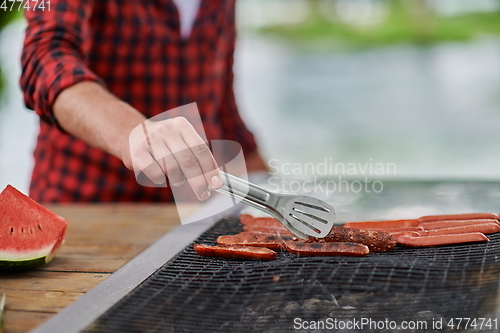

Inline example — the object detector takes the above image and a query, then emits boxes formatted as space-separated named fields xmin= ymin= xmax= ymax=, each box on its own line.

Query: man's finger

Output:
xmin=130 ymin=142 xmax=166 ymax=185
xmin=158 ymin=149 xmax=185 ymax=187
xmin=182 ymin=133 xmax=222 ymax=190
xmin=167 ymin=139 xmax=210 ymax=200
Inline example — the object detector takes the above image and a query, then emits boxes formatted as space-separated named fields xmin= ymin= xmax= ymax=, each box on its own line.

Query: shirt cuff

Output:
xmin=37 ymin=64 xmax=104 ymax=126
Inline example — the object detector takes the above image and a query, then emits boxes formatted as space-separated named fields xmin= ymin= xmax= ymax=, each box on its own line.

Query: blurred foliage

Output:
xmin=261 ymin=0 xmax=500 ymax=50
xmin=0 ymin=9 xmax=18 ymax=30
xmin=0 ymin=10 xmax=20 ymax=100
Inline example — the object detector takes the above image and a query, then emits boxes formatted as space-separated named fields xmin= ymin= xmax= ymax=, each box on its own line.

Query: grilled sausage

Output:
xmin=367 ymin=226 xmax=425 ymax=233
xmin=307 ymin=227 xmax=397 ymax=252
xmin=240 ymin=214 xmax=282 ymax=227
xmin=216 ymin=232 xmax=295 ymax=250
xmin=396 ymin=232 xmax=489 ymax=247
xmin=241 ymin=215 xmax=396 ymax=252
xmin=283 ymin=240 xmax=369 ymax=257
xmin=389 ymin=231 xmax=420 ymax=238
xmin=240 ymin=214 xmax=256 ymax=225
xmin=418 ymin=213 xmax=500 ymax=223
xmin=342 ymin=219 xmax=419 ymax=229
xmin=417 ymin=223 xmax=500 ymax=236
xmin=419 ymin=219 xmax=499 ymax=230
xmin=194 ymin=244 xmax=277 ymax=260
xmin=242 ymin=224 xmax=295 ymax=236
xmin=240 ymin=214 xmax=295 ymax=235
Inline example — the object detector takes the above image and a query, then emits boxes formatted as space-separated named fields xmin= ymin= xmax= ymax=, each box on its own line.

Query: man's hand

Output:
xmin=127 ymin=117 xmax=222 ymax=200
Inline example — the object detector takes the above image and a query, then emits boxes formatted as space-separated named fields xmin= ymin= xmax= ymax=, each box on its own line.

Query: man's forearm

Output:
xmin=52 ymin=81 xmax=223 ymax=198
xmin=53 ymin=81 xmax=144 ymax=167
xmin=53 ymin=81 xmax=265 ymax=193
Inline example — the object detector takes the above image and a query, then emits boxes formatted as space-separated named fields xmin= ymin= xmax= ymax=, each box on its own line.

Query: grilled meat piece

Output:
xmin=418 ymin=223 xmax=500 ymax=236
xmin=307 ymin=227 xmax=396 ymax=252
xmin=283 ymin=241 xmax=369 ymax=257
xmin=343 ymin=219 xmax=419 ymax=229
xmin=242 ymin=224 xmax=294 ymax=236
xmin=194 ymin=244 xmax=277 ymax=261
xmin=396 ymin=232 xmax=489 ymax=247
xmin=217 ymin=232 xmax=295 ymax=250
xmin=418 ymin=219 xmax=499 ymax=230
xmin=418 ymin=213 xmax=500 ymax=223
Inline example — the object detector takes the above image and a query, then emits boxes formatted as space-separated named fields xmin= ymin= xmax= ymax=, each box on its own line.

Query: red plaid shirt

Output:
xmin=20 ymin=0 xmax=257 ymax=202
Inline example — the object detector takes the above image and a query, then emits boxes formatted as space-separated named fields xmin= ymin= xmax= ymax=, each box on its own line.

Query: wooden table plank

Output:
xmin=4 ymin=290 xmax=85 ymax=312
xmin=3 ymin=311 xmax=55 ymax=333
xmin=35 ymin=244 xmax=145 ymax=273
xmin=0 ymin=204 xmax=194 ymax=333
xmin=0 ymin=272 xmax=109 ymax=292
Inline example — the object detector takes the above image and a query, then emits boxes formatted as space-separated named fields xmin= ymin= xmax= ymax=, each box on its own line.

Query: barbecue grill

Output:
xmin=81 ymin=217 xmax=499 ymax=333
xmin=32 ymin=181 xmax=500 ymax=333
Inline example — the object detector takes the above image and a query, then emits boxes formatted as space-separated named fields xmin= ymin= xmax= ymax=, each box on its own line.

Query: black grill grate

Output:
xmin=84 ymin=218 xmax=500 ymax=333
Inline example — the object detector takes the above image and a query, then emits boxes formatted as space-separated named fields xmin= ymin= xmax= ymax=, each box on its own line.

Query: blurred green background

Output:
xmin=2 ymin=0 xmax=500 ymax=193
xmin=260 ymin=0 xmax=500 ymax=48
xmin=0 ymin=10 xmax=18 ymax=97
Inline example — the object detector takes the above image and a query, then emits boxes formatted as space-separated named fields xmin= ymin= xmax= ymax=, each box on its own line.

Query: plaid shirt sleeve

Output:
xmin=218 ymin=12 xmax=258 ymax=156
xmin=20 ymin=0 xmax=104 ymax=126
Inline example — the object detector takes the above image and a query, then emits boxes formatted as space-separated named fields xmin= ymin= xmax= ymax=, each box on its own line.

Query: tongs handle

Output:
xmin=218 ymin=171 xmax=270 ymax=204
xmin=216 ymin=171 xmax=283 ymax=220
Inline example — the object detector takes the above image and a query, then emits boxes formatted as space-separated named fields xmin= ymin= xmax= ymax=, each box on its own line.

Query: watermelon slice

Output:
xmin=0 ymin=185 xmax=67 ymax=271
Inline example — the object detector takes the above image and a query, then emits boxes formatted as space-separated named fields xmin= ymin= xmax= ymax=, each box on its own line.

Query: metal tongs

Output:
xmin=216 ymin=171 xmax=336 ymax=239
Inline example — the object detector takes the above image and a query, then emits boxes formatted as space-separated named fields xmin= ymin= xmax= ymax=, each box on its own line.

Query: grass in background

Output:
xmin=261 ymin=0 xmax=500 ymax=50
xmin=0 ymin=10 xmax=22 ymax=101
xmin=0 ymin=10 xmax=18 ymax=31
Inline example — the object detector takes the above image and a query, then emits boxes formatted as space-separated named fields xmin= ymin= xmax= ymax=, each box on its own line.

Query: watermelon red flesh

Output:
xmin=0 ymin=185 xmax=67 ymax=264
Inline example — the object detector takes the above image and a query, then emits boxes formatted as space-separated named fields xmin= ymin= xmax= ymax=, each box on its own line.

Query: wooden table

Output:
xmin=0 ymin=204 xmax=194 ymax=333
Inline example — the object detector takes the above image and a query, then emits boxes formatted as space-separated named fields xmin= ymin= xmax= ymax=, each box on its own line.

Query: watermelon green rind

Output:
xmin=0 ymin=185 xmax=68 ymax=271
xmin=0 ymin=241 xmax=63 ymax=271
xmin=0 ymin=257 xmax=48 ymax=271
